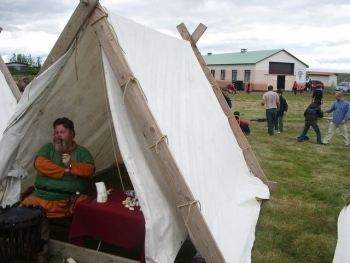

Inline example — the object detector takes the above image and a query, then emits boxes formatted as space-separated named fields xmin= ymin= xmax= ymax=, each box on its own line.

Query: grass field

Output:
xmin=51 ymin=90 xmax=350 ymax=263
xmin=232 ymin=91 xmax=350 ymax=263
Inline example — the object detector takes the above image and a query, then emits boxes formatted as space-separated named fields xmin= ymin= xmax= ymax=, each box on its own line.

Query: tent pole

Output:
xmin=0 ymin=56 xmax=21 ymax=101
xmin=91 ymin=5 xmax=226 ymax=263
xmin=38 ymin=0 xmax=100 ymax=76
xmin=176 ymin=23 xmax=276 ymax=191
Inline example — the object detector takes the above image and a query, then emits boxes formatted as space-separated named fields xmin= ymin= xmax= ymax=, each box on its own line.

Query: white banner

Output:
xmin=296 ymin=69 xmax=306 ymax=83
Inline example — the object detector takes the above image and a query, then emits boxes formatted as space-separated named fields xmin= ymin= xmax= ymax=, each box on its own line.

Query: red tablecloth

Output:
xmin=69 ymin=190 xmax=145 ymax=261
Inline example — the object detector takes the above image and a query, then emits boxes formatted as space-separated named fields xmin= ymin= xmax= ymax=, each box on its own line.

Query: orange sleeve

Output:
xmin=35 ymin=156 xmax=65 ymax=179
xmin=70 ymin=162 xmax=95 ymax=178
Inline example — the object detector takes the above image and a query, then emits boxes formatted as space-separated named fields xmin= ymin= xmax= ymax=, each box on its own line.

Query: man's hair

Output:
xmin=268 ymin=85 xmax=274 ymax=91
xmin=277 ymin=89 xmax=282 ymax=94
xmin=53 ymin=117 xmax=75 ymax=137
xmin=336 ymin=92 xmax=344 ymax=98
xmin=314 ymin=100 xmax=321 ymax=106
xmin=233 ymin=111 xmax=240 ymax=116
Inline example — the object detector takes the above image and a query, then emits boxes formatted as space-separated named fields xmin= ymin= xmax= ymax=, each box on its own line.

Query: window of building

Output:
xmin=244 ymin=70 xmax=251 ymax=81
xmin=220 ymin=70 xmax=226 ymax=80
xmin=211 ymin=69 xmax=215 ymax=78
xmin=232 ymin=70 xmax=237 ymax=81
xmin=269 ymin=62 xmax=294 ymax=74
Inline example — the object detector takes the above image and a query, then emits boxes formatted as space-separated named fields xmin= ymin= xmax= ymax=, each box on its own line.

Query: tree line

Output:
xmin=9 ymin=53 xmax=42 ymax=75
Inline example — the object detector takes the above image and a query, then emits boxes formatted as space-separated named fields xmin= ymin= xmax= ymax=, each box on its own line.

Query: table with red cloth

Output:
xmin=69 ymin=190 xmax=145 ymax=262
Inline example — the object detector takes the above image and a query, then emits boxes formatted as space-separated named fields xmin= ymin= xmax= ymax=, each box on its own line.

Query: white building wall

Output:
xmin=308 ymin=74 xmax=338 ymax=87
xmin=207 ymin=50 xmax=308 ymax=91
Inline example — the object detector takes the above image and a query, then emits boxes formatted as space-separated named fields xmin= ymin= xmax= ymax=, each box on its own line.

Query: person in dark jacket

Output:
xmin=312 ymin=84 xmax=323 ymax=103
xmin=275 ymin=89 xmax=288 ymax=132
xmin=297 ymin=100 xmax=324 ymax=144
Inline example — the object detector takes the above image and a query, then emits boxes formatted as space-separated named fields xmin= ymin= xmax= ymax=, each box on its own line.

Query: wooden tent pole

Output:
xmin=90 ymin=5 xmax=225 ymax=263
xmin=0 ymin=56 xmax=21 ymax=101
xmin=177 ymin=23 xmax=276 ymax=191
xmin=38 ymin=0 xmax=100 ymax=76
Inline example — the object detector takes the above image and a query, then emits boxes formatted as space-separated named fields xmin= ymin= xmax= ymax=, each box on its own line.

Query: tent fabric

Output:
xmin=107 ymin=11 xmax=269 ymax=262
xmin=0 ymin=63 xmax=17 ymax=140
xmin=0 ymin=56 xmax=21 ymax=206
xmin=333 ymin=205 xmax=350 ymax=263
xmin=0 ymin=6 xmax=270 ymax=263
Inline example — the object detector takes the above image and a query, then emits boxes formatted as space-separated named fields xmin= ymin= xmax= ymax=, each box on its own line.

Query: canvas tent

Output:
xmin=333 ymin=205 xmax=350 ymax=263
xmin=0 ymin=1 xmax=270 ymax=262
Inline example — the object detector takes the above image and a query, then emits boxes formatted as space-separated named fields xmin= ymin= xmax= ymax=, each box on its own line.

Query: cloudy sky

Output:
xmin=1 ymin=0 xmax=350 ymax=72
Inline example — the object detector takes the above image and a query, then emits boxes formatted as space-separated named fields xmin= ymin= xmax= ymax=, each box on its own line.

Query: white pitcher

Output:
xmin=95 ymin=182 xmax=108 ymax=203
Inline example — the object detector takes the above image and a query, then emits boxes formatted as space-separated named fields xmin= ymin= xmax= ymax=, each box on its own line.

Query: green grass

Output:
xmin=50 ymin=91 xmax=350 ymax=262
xmin=231 ymin=91 xmax=350 ymax=263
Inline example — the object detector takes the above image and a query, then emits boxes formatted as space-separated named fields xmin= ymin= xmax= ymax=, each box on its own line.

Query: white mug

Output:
xmin=95 ymin=182 xmax=108 ymax=203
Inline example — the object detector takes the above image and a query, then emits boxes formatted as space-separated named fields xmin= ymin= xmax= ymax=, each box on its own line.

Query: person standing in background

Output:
xmin=261 ymin=85 xmax=280 ymax=136
xmin=312 ymin=84 xmax=323 ymax=103
xmin=322 ymin=92 xmax=350 ymax=146
xmin=292 ymin=81 xmax=298 ymax=95
xmin=275 ymin=89 xmax=288 ymax=133
xmin=297 ymin=100 xmax=324 ymax=144
xmin=246 ymin=81 xmax=251 ymax=95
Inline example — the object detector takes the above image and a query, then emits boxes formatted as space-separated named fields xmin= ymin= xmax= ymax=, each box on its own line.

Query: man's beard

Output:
xmin=53 ymin=139 xmax=68 ymax=154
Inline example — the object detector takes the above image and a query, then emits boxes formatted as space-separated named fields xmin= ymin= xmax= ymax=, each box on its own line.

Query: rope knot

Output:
xmin=149 ymin=135 xmax=168 ymax=154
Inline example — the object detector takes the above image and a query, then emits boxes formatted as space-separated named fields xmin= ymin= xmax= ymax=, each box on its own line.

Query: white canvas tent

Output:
xmin=333 ymin=205 xmax=350 ymax=263
xmin=0 ymin=1 xmax=270 ymax=262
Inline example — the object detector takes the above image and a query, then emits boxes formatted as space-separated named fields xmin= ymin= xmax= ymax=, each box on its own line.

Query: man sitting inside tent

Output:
xmin=21 ymin=117 xmax=95 ymax=263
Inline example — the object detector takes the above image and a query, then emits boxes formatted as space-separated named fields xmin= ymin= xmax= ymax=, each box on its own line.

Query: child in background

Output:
xmin=297 ymin=100 xmax=324 ymax=144
xmin=275 ymin=89 xmax=288 ymax=133
xmin=234 ymin=111 xmax=251 ymax=134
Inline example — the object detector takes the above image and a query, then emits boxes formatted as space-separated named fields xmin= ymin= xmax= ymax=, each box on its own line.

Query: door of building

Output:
xmin=277 ymin=75 xmax=285 ymax=90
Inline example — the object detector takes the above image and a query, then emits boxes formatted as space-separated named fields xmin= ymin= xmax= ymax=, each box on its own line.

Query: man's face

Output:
xmin=335 ymin=94 xmax=342 ymax=102
xmin=54 ymin=124 xmax=74 ymax=145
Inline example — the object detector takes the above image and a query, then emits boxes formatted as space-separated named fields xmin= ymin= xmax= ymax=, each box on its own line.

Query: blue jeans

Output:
xmin=298 ymin=121 xmax=322 ymax=144
xmin=266 ymin=108 xmax=277 ymax=135
xmin=275 ymin=112 xmax=284 ymax=132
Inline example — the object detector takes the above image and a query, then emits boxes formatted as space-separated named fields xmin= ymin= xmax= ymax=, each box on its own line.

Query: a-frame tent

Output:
xmin=0 ymin=1 xmax=270 ymax=262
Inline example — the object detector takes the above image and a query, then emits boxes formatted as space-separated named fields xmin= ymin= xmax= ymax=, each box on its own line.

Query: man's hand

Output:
xmin=62 ymin=153 xmax=71 ymax=168
xmin=341 ymin=120 xmax=346 ymax=125
xmin=284 ymin=111 xmax=287 ymax=115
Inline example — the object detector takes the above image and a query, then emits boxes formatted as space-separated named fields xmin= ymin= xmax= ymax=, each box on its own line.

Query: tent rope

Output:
xmin=120 ymin=76 xmax=148 ymax=105
xmin=90 ymin=7 xmax=108 ymax=26
xmin=149 ymin=135 xmax=168 ymax=154
xmin=177 ymin=200 xmax=201 ymax=226
xmin=92 ymin=5 xmax=126 ymax=54
xmin=74 ymin=38 xmax=79 ymax=81
xmin=99 ymin=45 xmax=125 ymax=191
xmin=26 ymin=77 xmax=37 ymax=100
